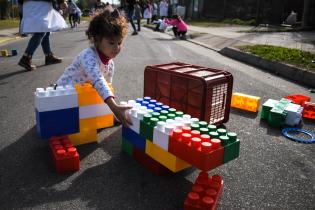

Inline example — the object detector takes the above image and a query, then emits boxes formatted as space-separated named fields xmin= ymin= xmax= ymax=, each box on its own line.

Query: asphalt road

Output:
xmin=0 ymin=23 xmax=314 ymax=210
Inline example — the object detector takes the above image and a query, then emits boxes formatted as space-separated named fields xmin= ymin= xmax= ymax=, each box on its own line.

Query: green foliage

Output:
xmin=238 ymin=45 xmax=315 ymax=71
xmin=76 ymin=0 xmax=88 ymax=10
xmin=0 ymin=18 xmax=19 ymax=30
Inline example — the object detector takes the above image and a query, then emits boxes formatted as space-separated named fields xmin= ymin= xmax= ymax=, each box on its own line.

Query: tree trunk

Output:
xmin=302 ymin=0 xmax=311 ymax=28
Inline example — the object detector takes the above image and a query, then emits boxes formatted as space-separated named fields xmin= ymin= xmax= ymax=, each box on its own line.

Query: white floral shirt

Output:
xmin=56 ymin=47 xmax=115 ymax=101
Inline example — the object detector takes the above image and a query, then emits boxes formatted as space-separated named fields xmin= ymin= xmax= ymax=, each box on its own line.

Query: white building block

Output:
xmin=79 ymin=103 xmax=112 ymax=119
xmin=285 ymin=103 xmax=303 ymax=126
xmin=34 ymin=85 xmax=78 ymax=112
xmin=153 ymin=121 xmax=174 ymax=151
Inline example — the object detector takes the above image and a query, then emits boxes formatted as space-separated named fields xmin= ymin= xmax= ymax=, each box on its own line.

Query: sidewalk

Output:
xmin=156 ymin=24 xmax=315 ymax=88
xmin=0 ymin=27 xmax=21 ymax=46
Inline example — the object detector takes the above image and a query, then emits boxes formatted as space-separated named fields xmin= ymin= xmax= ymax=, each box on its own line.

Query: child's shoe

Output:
xmin=45 ymin=53 xmax=62 ymax=65
xmin=18 ymin=55 xmax=36 ymax=71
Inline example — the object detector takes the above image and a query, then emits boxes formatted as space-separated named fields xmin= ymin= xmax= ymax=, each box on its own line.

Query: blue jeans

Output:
xmin=25 ymin=32 xmax=52 ymax=56
xmin=127 ymin=9 xmax=136 ymax=32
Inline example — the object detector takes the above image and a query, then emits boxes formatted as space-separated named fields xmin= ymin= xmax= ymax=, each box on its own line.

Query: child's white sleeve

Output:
xmin=81 ymin=50 xmax=115 ymax=101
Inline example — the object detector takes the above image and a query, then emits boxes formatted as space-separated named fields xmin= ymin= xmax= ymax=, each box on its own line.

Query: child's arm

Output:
xmin=105 ymin=96 xmax=132 ymax=127
xmin=81 ymin=49 xmax=132 ymax=127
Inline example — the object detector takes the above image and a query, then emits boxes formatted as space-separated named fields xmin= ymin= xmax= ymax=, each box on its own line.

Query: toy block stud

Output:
xmin=207 ymin=125 xmax=217 ymax=132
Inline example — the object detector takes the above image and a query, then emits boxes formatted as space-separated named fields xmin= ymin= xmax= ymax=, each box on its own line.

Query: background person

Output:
xmin=18 ymin=0 xmax=67 ymax=71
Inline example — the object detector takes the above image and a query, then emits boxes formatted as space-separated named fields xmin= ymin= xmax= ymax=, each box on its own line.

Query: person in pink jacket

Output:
xmin=165 ymin=14 xmax=188 ymax=40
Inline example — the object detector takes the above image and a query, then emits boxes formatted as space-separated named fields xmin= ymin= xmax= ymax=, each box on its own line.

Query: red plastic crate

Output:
xmin=144 ymin=62 xmax=233 ymax=125
xmin=49 ymin=136 xmax=80 ymax=174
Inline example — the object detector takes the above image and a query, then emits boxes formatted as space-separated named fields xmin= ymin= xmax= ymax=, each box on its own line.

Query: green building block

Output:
xmin=268 ymin=98 xmax=290 ymax=127
xmin=198 ymin=121 xmax=208 ymax=128
xmin=260 ymin=99 xmax=279 ymax=120
xmin=223 ymin=139 xmax=240 ymax=163
xmin=200 ymin=127 xmax=209 ymax=135
xmin=140 ymin=114 xmax=154 ymax=140
xmin=122 ymin=138 xmax=133 ymax=156
xmin=207 ymin=124 xmax=217 ymax=132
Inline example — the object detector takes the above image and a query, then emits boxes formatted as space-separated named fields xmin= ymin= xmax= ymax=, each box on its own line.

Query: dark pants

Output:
xmin=25 ymin=32 xmax=52 ymax=56
xmin=172 ymin=26 xmax=187 ymax=38
xmin=127 ymin=9 xmax=137 ymax=32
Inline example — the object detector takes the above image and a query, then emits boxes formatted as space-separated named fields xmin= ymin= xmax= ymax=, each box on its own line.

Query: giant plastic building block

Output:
xmin=133 ymin=146 xmax=172 ymax=176
xmin=168 ymin=128 xmax=225 ymax=171
xmin=75 ymin=83 xmax=104 ymax=106
xmin=69 ymin=129 xmax=97 ymax=146
xmin=145 ymin=140 xmax=191 ymax=172
xmin=35 ymin=86 xmax=79 ymax=139
xmin=261 ymin=98 xmax=303 ymax=127
xmin=122 ymin=126 xmax=146 ymax=152
xmin=285 ymin=94 xmax=311 ymax=107
xmin=231 ymin=92 xmax=260 ymax=112
xmin=184 ymin=172 xmax=224 ymax=210
xmin=122 ymin=137 xmax=133 ymax=156
xmin=284 ymin=103 xmax=303 ymax=126
xmin=303 ymin=102 xmax=315 ymax=119
xmin=144 ymin=62 xmax=233 ymax=125
xmin=49 ymin=136 xmax=80 ymax=173
xmin=260 ymin=99 xmax=279 ymax=120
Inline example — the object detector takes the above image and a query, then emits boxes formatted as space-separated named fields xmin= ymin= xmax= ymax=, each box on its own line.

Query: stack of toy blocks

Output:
xmin=35 ymin=83 xmax=115 ymax=173
xmin=231 ymin=92 xmax=260 ymax=112
xmin=122 ymin=97 xmax=240 ymax=174
xmin=35 ymin=85 xmax=79 ymax=139
xmin=284 ymin=94 xmax=314 ymax=120
xmin=184 ymin=172 xmax=224 ymax=210
xmin=69 ymin=83 xmax=114 ymax=145
xmin=261 ymin=98 xmax=304 ymax=127
xmin=0 ymin=49 xmax=17 ymax=56
xmin=49 ymin=136 xmax=80 ymax=173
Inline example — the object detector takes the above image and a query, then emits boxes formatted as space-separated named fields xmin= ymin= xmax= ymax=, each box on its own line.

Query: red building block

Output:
xmin=49 ymin=136 xmax=80 ymax=174
xmin=285 ymin=94 xmax=311 ymax=107
xmin=303 ymin=102 xmax=315 ymax=119
xmin=132 ymin=147 xmax=172 ymax=176
xmin=168 ymin=128 xmax=224 ymax=171
xmin=184 ymin=172 xmax=224 ymax=210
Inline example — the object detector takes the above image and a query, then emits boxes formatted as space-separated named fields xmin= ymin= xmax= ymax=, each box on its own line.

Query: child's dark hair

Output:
xmin=172 ymin=14 xmax=181 ymax=21
xmin=86 ymin=6 xmax=128 ymax=43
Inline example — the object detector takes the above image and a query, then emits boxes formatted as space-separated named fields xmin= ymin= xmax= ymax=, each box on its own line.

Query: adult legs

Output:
xmin=41 ymin=32 xmax=62 ymax=65
xmin=137 ymin=18 xmax=141 ymax=31
xmin=128 ymin=10 xmax=137 ymax=35
xmin=178 ymin=31 xmax=187 ymax=40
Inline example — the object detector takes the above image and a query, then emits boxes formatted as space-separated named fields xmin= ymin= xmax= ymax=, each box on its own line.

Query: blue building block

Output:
xmin=122 ymin=126 xmax=146 ymax=151
xmin=36 ymin=107 xmax=79 ymax=139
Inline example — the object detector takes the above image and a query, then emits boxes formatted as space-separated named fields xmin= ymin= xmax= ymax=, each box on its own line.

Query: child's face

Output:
xmin=98 ymin=37 xmax=124 ymax=59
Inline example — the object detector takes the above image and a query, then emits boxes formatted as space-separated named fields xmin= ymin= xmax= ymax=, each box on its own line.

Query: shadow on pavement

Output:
xmin=230 ymin=108 xmax=258 ymax=119
xmin=0 ymin=125 xmax=194 ymax=210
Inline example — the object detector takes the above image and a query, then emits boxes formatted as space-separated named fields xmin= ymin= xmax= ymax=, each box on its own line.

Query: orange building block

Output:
xmin=231 ymin=92 xmax=260 ymax=112
xmin=184 ymin=172 xmax=224 ymax=210
xmin=303 ymin=102 xmax=315 ymax=119
xmin=49 ymin=136 xmax=80 ymax=173
xmin=75 ymin=83 xmax=114 ymax=106
xmin=69 ymin=129 xmax=97 ymax=146
xmin=168 ymin=128 xmax=224 ymax=171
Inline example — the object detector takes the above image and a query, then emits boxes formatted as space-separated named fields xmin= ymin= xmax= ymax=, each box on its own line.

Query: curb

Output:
xmin=220 ymin=47 xmax=315 ymax=88
xmin=0 ymin=36 xmax=21 ymax=45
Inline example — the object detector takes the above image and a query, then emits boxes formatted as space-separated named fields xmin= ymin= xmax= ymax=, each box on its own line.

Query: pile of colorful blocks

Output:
xmin=34 ymin=83 xmax=114 ymax=173
xmin=121 ymin=96 xmax=240 ymax=172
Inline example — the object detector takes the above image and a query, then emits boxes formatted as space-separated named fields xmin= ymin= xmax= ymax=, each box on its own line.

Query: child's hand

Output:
xmin=106 ymin=97 xmax=133 ymax=127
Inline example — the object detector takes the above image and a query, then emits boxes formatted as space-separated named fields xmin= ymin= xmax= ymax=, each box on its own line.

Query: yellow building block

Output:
xmin=145 ymin=140 xmax=191 ymax=172
xmin=231 ymin=92 xmax=261 ymax=112
xmin=80 ymin=114 xmax=114 ymax=131
xmin=0 ymin=50 xmax=9 ymax=57
xmin=69 ymin=129 xmax=97 ymax=146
